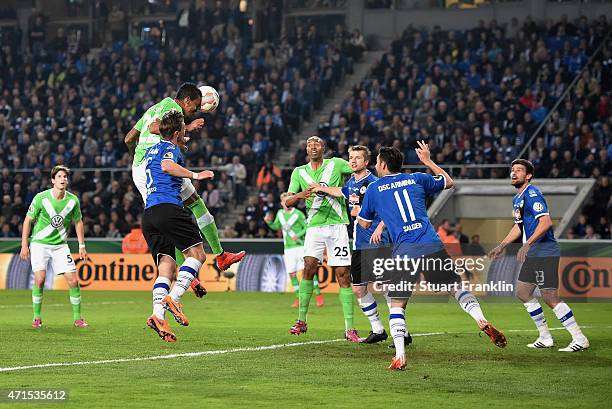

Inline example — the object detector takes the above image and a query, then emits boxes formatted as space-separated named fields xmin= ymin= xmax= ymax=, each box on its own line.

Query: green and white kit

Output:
xmin=288 ymin=158 xmax=352 ymax=266
xmin=26 ymin=189 xmax=82 ymax=273
xmin=131 ymin=97 xmax=196 ymax=203
xmin=266 ymin=208 xmax=307 ymax=274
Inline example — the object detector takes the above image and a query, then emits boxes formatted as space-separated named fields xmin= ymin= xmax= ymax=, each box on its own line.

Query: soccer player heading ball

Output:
xmin=489 ymin=159 xmax=589 ymax=352
xmin=20 ymin=165 xmax=88 ymax=329
xmin=124 ymin=82 xmax=245 ymax=283
xmin=141 ymin=110 xmax=215 ymax=342
xmin=358 ymin=143 xmax=507 ymax=370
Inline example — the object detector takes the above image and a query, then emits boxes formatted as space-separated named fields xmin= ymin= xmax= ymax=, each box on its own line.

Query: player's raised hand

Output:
xmin=415 ymin=140 xmax=431 ymax=164
xmin=264 ymin=212 xmax=273 ymax=223
xmin=186 ymin=118 xmax=205 ymax=132
xmin=196 ymin=170 xmax=215 ymax=180
xmin=19 ymin=244 xmax=30 ymax=261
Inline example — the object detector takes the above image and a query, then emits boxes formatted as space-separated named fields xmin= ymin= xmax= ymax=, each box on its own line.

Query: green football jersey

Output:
xmin=132 ymin=97 xmax=182 ymax=166
xmin=266 ymin=208 xmax=306 ymax=249
xmin=288 ymin=157 xmax=352 ymax=228
xmin=26 ymin=189 xmax=82 ymax=245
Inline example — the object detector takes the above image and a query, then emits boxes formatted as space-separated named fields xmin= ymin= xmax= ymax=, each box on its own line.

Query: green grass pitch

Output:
xmin=1 ymin=290 xmax=611 ymax=408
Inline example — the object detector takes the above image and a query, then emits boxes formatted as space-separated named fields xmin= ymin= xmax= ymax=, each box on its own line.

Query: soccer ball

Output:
xmin=199 ymin=85 xmax=219 ymax=113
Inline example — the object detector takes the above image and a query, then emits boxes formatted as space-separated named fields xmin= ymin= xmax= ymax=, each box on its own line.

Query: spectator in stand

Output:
xmin=572 ymin=214 xmax=589 ymax=238
xmin=202 ymin=181 xmax=223 ymax=217
xmin=122 ymin=224 xmax=148 ymax=254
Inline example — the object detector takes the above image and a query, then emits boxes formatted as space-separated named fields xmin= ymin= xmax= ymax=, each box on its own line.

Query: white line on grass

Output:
xmin=0 ymin=301 xmax=136 ymax=309
xmin=0 ymin=326 xmax=606 ymax=373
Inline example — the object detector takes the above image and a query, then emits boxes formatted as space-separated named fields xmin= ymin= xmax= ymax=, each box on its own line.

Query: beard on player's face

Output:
xmin=510 ymin=169 xmax=529 ymax=188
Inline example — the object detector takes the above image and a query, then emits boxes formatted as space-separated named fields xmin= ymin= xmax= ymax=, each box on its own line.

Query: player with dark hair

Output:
xmin=285 ymin=136 xmax=359 ymax=342
xmin=125 ymin=83 xmax=245 ymax=292
xmin=142 ymin=110 xmax=215 ymax=342
xmin=489 ymin=159 xmax=589 ymax=352
xmin=358 ymin=143 xmax=506 ymax=369
xmin=20 ymin=165 xmax=88 ymax=328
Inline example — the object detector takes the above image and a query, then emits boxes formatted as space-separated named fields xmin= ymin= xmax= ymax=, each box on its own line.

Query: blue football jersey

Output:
xmin=359 ymin=172 xmax=446 ymax=257
xmin=144 ymin=140 xmax=184 ymax=209
xmin=512 ymin=184 xmax=560 ymax=256
xmin=341 ymin=171 xmax=390 ymax=250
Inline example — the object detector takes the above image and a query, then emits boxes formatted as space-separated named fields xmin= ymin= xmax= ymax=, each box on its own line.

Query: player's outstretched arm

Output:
xmin=284 ymin=189 xmax=313 ymax=207
xmin=415 ymin=140 xmax=454 ymax=189
xmin=161 ymin=160 xmax=214 ymax=180
xmin=309 ymin=183 xmax=343 ymax=198
xmin=124 ymin=128 xmax=140 ymax=155
xmin=20 ymin=216 xmax=33 ymax=260
xmin=488 ymin=224 xmax=522 ymax=260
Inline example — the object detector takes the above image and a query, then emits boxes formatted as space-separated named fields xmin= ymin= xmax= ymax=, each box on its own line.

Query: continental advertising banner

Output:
xmin=0 ymin=240 xmax=611 ymax=297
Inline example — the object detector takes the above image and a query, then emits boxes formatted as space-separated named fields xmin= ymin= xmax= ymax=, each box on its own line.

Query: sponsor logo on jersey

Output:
xmin=348 ymin=193 xmax=360 ymax=205
xmin=533 ymin=202 xmax=544 ymax=212
xmin=359 ymin=185 xmax=367 ymax=194
xmin=529 ymin=190 xmax=538 ymax=197
xmin=163 ymin=151 xmax=173 ymax=159
xmin=315 ymin=182 xmax=328 ymax=197
xmin=51 ymin=215 xmax=64 ymax=228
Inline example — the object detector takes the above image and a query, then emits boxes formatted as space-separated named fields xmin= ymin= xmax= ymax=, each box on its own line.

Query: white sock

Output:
xmin=153 ymin=277 xmax=170 ymax=320
xmin=358 ymin=292 xmax=384 ymax=334
xmin=553 ymin=302 xmax=584 ymax=339
xmin=389 ymin=307 xmax=406 ymax=358
xmin=523 ymin=298 xmax=551 ymax=338
xmin=169 ymin=257 xmax=202 ymax=302
xmin=455 ymin=291 xmax=486 ymax=326
xmin=383 ymin=291 xmax=392 ymax=310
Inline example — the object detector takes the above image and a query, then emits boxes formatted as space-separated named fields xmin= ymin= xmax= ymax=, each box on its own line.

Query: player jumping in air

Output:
xmin=265 ymin=193 xmax=324 ymax=308
xmin=142 ymin=110 xmax=214 ymax=342
xmin=359 ymin=144 xmax=506 ymax=370
xmin=312 ymin=145 xmax=410 ymax=345
xmin=285 ymin=136 xmax=359 ymax=342
xmin=20 ymin=165 xmax=88 ymax=329
xmin=489 ymin=159 xmax=589 ymax=352
xmin=124 ymin=82 xmax=245 ymax=294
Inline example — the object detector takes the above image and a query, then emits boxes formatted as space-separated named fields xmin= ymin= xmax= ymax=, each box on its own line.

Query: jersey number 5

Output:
xmin=393 ymin=189 xmax=416 ymax=223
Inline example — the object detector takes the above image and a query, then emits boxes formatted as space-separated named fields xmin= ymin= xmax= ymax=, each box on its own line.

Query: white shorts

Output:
xmin=304 ymin=224 xmax=351 ymax=266
xmin=132 ymin=161 xmax=196 ymax=204
xmin=284 ymin=246 xmax=305 ymax=274
xmin=30 ymin=242 xmax=76 ymax=274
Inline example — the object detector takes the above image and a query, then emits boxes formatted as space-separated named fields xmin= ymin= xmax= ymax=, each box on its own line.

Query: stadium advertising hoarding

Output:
xmin=0 ymin=241 xmax=610 ymax=297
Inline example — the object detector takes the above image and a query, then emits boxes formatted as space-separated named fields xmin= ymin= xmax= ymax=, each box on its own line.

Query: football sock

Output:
xmin=298 ymin=279 xmax=314 ymax=321
xmin=68 ymin=286 xmax=82 ymax=321
xmin=188 ymin=198 xmax=223 ymax=255
xmin=358 ymin=291 xmax=384 ymax=334
xmin=170 ymin=257 xmax=202 ymax=302
xmin=153 ymin=277 xmax=171 ymax=320
xmin=454 ymin=290 xmax=486 ymax=325
xmin=389 ymin=307 xmax=406 ymax=357
xmin=313 ymin=274 xmax=321 ymax=295
xmin=339 ymin=287 xmax=354 ymax=330
xmin=383 ymin=291 xmax=392 ymax=310
xmin=290 ymin=275 xmax=300 ymax=296
xmin=553 ymin=302 xmax=584 ymax=339
xmin=523 ymin=298 xmax=552 ymax=338
xmin=32 ymin=286 xmax=43 ymax=320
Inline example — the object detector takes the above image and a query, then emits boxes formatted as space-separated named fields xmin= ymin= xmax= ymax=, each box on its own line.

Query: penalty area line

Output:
xmin=0 ymin=326 xmax=607 ymax=373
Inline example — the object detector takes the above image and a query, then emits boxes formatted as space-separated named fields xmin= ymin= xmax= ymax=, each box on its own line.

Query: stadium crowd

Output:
xmin=237 ymin=15 xmax=611 ymax=240
xmin=0 ymin=1 xmax=357 ymax=238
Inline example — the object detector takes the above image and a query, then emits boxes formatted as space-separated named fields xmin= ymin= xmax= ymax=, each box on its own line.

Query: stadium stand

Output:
xmin=237 ymin=15 xmax=611 ymax=240
xmin=0 ymin=1 xmax=356 ymax=238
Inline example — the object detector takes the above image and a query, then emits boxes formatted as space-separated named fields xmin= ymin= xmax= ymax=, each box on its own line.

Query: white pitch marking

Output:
xmin=0 ymin=326 xmax=606 ymax=373
xmin=0 ymin=301 xmax=136 ymax=309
